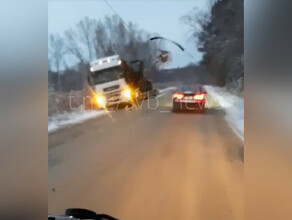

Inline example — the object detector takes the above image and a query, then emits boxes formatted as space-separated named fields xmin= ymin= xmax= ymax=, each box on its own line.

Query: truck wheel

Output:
xmin=139 ymin=80 xmax=153 ymax=93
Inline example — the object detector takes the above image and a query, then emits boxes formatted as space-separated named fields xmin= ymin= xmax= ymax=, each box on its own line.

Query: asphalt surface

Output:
xmin=48 ymin=90 xmax=244 ymax=220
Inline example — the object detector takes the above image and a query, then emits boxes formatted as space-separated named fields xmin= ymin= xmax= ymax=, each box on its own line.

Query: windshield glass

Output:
xmin=48 ymin=1 xmax=244 ymax=219
xmin=90 ymin=66 xmax=124 ymax=85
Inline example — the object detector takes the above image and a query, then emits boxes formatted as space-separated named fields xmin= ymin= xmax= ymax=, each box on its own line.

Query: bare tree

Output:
xmin=49 ymin=34 xmax=65 ymax=89
xmin=49 ymin=34 xmax=65 ymax=72
xmin=107 ymin=15 xmax=127 ymax=55
xmin=93 ymin=20 xmax=108 ymax=57
xmin=64 ymin=28 xmax=85 ymax=63
xmin=181 ymin=0 xmax=243 ymax=89
xmin=77 ymin=16 xmax=95 ymax=61
xmin=48 ymin=14 xmax=160 ymax=92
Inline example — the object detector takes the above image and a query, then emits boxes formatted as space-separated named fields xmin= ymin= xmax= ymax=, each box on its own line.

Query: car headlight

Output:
xmin=95 ymin=95 xmax=106 ymax=107
xmin=122 ymin=87 xmax=132 ymax=100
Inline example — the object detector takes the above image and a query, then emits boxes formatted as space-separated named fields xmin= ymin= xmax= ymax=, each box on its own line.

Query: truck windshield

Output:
xmin=90 ymin=66 xmax=124 ymax=85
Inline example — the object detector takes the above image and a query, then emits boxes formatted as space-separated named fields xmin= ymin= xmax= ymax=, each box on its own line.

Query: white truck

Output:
xmin=86 ymin=55 xmax=135 ymax=109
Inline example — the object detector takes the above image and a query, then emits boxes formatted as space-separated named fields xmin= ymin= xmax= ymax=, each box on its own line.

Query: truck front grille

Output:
xmin=103 ymin=85 xmax=120 ymax=92
xmin=104 ymin=90 xmax=122 ymax=104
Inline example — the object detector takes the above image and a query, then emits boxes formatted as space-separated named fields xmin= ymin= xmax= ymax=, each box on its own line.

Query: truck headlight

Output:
xmin=95 ymin=95 xmax=106 ymax=107
xmin=122 ymin=87 xmax=132 ymax=100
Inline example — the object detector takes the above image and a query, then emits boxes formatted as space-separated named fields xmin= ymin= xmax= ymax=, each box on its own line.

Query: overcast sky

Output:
xmin=48 ymin=0 xmax=209 ymax=69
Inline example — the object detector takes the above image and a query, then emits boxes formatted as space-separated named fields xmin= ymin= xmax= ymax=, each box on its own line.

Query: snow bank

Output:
xmin=158 ymin=87 xmax=177 ymax=94
xmin=48 ymin=109 xmax=106 ymax=133
xmin=204 ymin=85 xmax=244 ymax=141
xmin=157 ymin=87 xmax=177 ymax=98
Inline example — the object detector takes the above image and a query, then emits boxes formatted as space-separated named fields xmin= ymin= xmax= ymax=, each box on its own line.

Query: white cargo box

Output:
xmin=90 ymin=55 xmax=121 ymax=72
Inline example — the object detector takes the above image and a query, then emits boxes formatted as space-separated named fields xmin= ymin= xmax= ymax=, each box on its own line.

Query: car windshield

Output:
xmin=90 ymin=66 xmax=124 ymax=85
xmin=48 ymin=1 xmax=244 ymax=219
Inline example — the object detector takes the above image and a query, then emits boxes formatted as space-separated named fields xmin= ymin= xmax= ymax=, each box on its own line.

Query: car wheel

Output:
xmin=172 ymin=102 xmax=179 ymax=113
xmin=198 ymin=107 xmax=205 ymax=113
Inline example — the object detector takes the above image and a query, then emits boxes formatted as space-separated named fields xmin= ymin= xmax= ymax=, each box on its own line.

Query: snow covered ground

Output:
xmin=48 ymin=87 xmax=177 ymax=133
xmin=157 ymin=87 xmax=177 ymax=97
xmin=48 ymin=109 xmax=106 ymax=133
xmin=158 ymin=87 xmax=177 ymax=94
xmin=204 ymin=85 xmax=244 ymax=141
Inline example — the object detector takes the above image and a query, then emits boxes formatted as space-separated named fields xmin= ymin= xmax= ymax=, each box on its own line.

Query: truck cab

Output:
xmin=87 ymin=55 xmax=134 ymax=109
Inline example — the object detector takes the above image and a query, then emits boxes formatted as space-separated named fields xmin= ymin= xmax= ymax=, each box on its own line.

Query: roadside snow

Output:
xmin=48 ymin=109 xmax=106 ymax=133
xmin=157 ymin=87 xmax=177 ymax=98
xmin=158 ymin=87 xmax=177 ymax=94
xmin=48 ymin=86 xmax=177 ymax=133
xmin=204 ymin=85 xmax=244 ymax=141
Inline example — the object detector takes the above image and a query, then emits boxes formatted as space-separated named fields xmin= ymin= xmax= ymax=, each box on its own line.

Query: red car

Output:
xmin=172 ymin=85 xmax=207 ymax=113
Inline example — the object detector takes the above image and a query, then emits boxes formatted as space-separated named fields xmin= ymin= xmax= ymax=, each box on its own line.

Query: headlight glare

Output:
xmin=122 ymin=87 xmax=132 ymax=100
xmin=95 ymin=95 xmax=106 ymax=107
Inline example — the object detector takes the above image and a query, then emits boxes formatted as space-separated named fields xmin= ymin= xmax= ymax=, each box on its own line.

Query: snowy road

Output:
xmin=48 ymin=89 xmax=244 ymax=220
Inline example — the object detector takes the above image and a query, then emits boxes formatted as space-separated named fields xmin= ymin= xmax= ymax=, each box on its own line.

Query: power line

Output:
xmin=103 ymin=0 xmax=129 ymax=33
xmin=103 ymin=0 xmax=195 ymax=61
